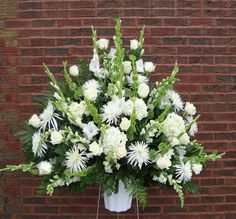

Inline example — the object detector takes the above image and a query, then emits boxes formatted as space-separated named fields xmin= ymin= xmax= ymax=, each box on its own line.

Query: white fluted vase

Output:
xmin=103 ymin=180 xmax=132 ymax=212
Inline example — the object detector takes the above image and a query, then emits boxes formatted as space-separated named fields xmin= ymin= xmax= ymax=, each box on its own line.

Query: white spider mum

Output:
xmin=127 ymin=142 xmax=150 ymax=169
xmin=187 ymin=116 xmax=198 ymax=136
xmin=168 ymin=90 xmax=183 ymax=111
xmin=65 ymin=146 xmax=88 ymax=173
xmin=102 ymin=98 xmax=125 ymax=124
xmin=175 ymin=161 xmax=192 ymax=183
xmin=32 ymin=131 xmax=47 ymax=157
xmin=39 ymin=101 xmax=62 ymax=131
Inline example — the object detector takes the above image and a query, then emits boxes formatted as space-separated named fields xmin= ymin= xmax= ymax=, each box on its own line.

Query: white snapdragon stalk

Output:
xmin=130 ymin=39 xmax=139 ymax=50
xmin=97 ymin=38 xmax=109 ymax=50
xmin=138 ymin=83 xmax=149 ymax=98
xmin=136 ymin=59 xmax=144 ymax=73
xmin=144 ymin=62 xmax=155 ymax=73
xmin=29 ymin=114 xmax=41 ymax=128
xmin=122 ymin=61 xmax=132 ymax=74
xmin=185 ymin=102 xmax=196 ymax=116
xmin=120 ymin=117 xmax=131 ymax=131
xmin=50 ymin=130 xmax=63 ymax=145
xmin=37 ymin=161 xmax=52 ymax=175
xmin=69 ymin=65 xmax=79 ymax=77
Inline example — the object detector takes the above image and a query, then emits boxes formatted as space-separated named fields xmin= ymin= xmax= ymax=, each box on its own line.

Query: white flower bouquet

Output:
xmin=1 ymin=19 xmax=223 ymax=209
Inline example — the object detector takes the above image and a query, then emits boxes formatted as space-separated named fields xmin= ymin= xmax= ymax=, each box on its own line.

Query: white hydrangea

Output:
xmin=123 ymin=98 xmax=148 ymax=121
xmin=162 ymin=112 xmax=186 ymax=141
xmin=101 ymin=127 xmax=127 ymax=160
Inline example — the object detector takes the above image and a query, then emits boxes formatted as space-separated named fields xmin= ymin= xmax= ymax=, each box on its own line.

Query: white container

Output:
xmin=103 ymin=180 xmax=132 ymax=212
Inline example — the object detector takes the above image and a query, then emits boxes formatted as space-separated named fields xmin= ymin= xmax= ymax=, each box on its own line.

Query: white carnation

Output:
xmin=97 ymin=38 xmax=109 ymax=50
xmin=119 ymin=117 xmax=131 ymax=131
xmin=69 ymin=65 xmax=79 ymax=77
xmin=122 ymin=61 xmax=132 ymax=74
xmin=50 ymin=130 xmax=63 ymax=145
xmin=192 ymin=163 xmax=203 ymax=175
xmin=144 ymin=62 xmax=155 ymax=73
xmin=138 ymin=83 xmax=149 ymax=98
xmin=29 ymin=114 xmax=41 ymax=128
xmin=185 ymin=102 xmax=196 ymax=116
xmin=37 ymin=161 xmax=52 ymax=175
xmin=89 ymin=141 xmax=102 ymax=156
xmin=130 ymin=39 xmax=139 ymax=50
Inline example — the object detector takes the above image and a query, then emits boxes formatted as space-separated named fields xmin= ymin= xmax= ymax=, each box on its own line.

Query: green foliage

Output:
xmin=183 ymin=181 xmax=199 ymax=195
xmin=84 ymin=99 xmax=102 ymax=126
xmin=127 ymin=104 xmax=137 ymax=141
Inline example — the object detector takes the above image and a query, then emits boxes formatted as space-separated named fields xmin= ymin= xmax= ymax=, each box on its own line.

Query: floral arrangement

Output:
xmin=1 ymin=19 xmax=223 ymax=207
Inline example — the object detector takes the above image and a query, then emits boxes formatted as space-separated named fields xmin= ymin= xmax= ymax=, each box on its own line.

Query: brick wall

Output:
xmin=0 ymin=0 xmax=235 ymax=218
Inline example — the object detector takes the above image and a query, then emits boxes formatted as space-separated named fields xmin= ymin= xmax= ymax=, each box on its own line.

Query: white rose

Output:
xmin=28 ymin=114 xmax=41 ymax=128
xmin=122 ymin=61 xmax=132 ymax=74
xmin=144 ymin=62 xmax=155 ymax=73
xmin=84 ymin=87 xmax=98 ymax=101
xmin=192 ymin=163 xmax=203 ymax=175
xmin=179 ymin=133 xmax=190 ymax=145
xmin=69 ymin=65 xmax=79 ymax=77
xmin=97 ymin=38 xmax=109 ymax=50
xmin=51 ymin=130 xmax=63 ymax=145
xmin=120 ymin=117 xmax=131 ymax=131
xmin=130 ymin=39 xmax=139 ymax=50
xmin=138 ymin=83 xmax=149 ymax=98
xmin=156 ymin=155 xmax=172 ymax=170
xmin=116 ymin=147 xmax=127 ymax=159
xmin=184 ymin=102 xmax=196 ymax=116
xmin=37 ymin=161 xmax=52 ymax=175
xmin=89 ymin=142 xmax=102 ymax=156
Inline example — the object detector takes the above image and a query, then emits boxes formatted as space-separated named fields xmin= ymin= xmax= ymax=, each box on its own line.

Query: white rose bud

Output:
xmin=122 ymin=61 xmax=132 ymax=74
xmin=69 ymin=65 xmax=79 ymax=77
xmin=28 ymin=114 xmax=41 ymax=128
xmin=37 ymin=161 xmax=52 ymax=175
xmin=179 ymin=133 xmax=190 ymax=145
xmin=192 ymin=163 xmax=203 ymax=175
xmin=50 ymin=130 xmax=63 ymax=145
xmin=97 ymin=38 xmax=109 ymax=50
xmin=89 ymin=142 xmax=102 ymax=156
xmin=117 ymin=147 xmax=127 ymax=159
xmin=185 ymin=102 xmax=196 ymax=116
xmin=84 ymin=87 xmax=98 ymax=101
xmin=144 ymin=62 xmax=155 ymax=73
xmin=120 ymin=117 xmax=131 ymax=131
xmin=130 ymin=39 xmax=139 ymax=50
xmin=156 ymin=155 xmax=172 ymax=170
xmin=138 ymin=83 xmax=150 ymax=98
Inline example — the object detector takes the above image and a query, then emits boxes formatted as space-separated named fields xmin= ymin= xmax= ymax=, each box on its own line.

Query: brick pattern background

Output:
xmin=0 ymin=0 xmax=236 ymax=218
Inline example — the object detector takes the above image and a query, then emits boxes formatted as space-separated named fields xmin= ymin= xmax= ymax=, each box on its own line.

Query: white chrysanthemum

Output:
xmin=175 ymin=161 xmax=192 ymax=183
xmin=186 ymin=116 xmax=198 ymax=136
xmin=32 ymin=132 xmax=47 ymax=157
xmin=102 ymin=98 xmax=125 ymax=124
xmin=65 ymin=146 xmax=88 ymax=173
xmin=127 ymin=74 xmax=148 ymax=87
xmin=101 ymin=127 xmax=127 ymax=159
xmin=162 ymin=112 xmax=186 ymax=141
xmin=82 ymin=121 xmax=99 ymax=140
xmin=123 ymin=98 xmax=148 ymax=121
xmin=39 ymin=101 xmax=62 ymax=131
xmin=168 ymin=90 xmax=183 ymax=111
xmin=127 ymin=142 xmax=150 ymax=169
